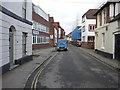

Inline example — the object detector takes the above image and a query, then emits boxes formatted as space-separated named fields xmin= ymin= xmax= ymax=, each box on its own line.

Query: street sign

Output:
xmin=33 ymin=30 xmax=40 ymax=35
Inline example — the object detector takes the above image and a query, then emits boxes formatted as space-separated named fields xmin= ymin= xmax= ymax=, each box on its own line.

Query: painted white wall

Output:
xmin=2 ymin=0 xmax=32 ymax=21
xmin=0 ymin=1 xmax=32 ymax=68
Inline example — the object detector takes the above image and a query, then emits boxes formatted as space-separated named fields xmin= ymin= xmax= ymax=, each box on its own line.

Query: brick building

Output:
xmin=32 ymin=4 xmax=50 ymax=50
xmin=49 ymin=17 xmax=65 ymax=47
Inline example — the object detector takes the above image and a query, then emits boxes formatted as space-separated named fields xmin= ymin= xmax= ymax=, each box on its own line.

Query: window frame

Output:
xmin=88 ymin=24 xmax=96 ymax=32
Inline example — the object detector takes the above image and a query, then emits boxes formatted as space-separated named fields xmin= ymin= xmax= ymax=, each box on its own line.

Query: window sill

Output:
xmin=89 ymin=30 xmax=94 ymax=32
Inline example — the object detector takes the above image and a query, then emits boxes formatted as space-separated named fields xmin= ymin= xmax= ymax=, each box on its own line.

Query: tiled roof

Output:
xmin=82 ymin=9 xmax=98 ymax=19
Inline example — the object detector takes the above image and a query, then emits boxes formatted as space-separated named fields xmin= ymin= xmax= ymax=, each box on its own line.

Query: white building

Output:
xmin=81 ymin=9 xmax=98 ymax=49
xmin=0 ymin=0 xmax=32 ymax=74
xmin=94 ymin=0 xmax=120 ymax=60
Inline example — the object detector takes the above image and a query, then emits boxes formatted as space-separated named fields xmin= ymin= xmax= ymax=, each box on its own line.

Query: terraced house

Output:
xmin=0 ymin=0 xmax=32 ymax=74
xmin=94 ymin=0 xmax=120 ymax=60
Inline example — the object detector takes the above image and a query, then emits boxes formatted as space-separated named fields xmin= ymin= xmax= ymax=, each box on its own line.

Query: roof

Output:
xmin=82 ymin=9 xmax=98 ymax=19
xmin=94 ymin=1 xmax=119 ymax=16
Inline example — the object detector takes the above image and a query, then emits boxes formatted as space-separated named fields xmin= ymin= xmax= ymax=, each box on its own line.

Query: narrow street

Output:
xmin=34 ymin=45 xmax=119 ymax=88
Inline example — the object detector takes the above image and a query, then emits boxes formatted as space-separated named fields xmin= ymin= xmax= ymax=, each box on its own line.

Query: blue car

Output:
xmin=56 ymin=39 xmax=68 ymax=51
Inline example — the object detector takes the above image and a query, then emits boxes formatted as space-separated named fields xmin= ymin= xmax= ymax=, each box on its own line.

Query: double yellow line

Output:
xmin=31 ymin=52 xmax=58 ymax=89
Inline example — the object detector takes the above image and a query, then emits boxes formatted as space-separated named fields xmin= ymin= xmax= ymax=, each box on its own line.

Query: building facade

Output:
xmin=32 ymin=4 xmax=50 ymax=50
xmin=49 ymin=17 xmax=65 ymax=47
xmin=66 ymin=32 xmax=72 ymax=42
xmin=82 ymin=9 xmax=98 ymax=49
xmin=71 ymin=26 xmax=82 ymax=46
xmin=94 ymin=1 xmax=120 ymax=60
xmin=49 ymin=17 xmax=58 ymax=47
xmin=0 ymin=0 xmax=32 ymax=74
xmin=72 ymin=26 xmax=82 ymax=40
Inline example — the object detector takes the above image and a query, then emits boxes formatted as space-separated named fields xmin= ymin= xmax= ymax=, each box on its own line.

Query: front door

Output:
xmin=9 ymin=31 xmax=14 ymax=66
xmin=115 ymin=34 xmax=120 ymax=60
xmin=22 ymin=33 xmax=27 ymax=56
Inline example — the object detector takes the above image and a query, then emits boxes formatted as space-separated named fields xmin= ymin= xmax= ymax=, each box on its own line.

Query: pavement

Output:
xmin=79 ymin=47 xmax=120 ymax=70
xmin=2 ymin=47 xmax=56 ymax=88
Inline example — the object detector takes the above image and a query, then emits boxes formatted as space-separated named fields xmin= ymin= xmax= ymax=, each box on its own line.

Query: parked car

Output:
xmin=76 ymin=41 xmax=82 ymax=47
xmin=56 ymin=39 xmax=68 ymax=51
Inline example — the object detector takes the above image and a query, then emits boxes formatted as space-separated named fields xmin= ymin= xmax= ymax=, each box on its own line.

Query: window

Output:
xmin=82 ymin=26 xmax=85 ymax=32
xmin=118 ymin=20 xmax=120 ymax=28
xmin=99 ymin=12 xmax=102 ymax=26
xmin=33 ymin=36 xmax=37 ymax=44
xmin=46 ymin=27 xmax=49 ymax=33
xmin=103 ymin=8 xmax=107 ymax=24
xmin=89 ymin=25 xmax=95 ymax=31
xmin=82 ymin=16 xmax=85 ymax=23
xmin=83 ymin=36 xmax=85 ymax=42
xmin=33 ymin=5 xmax=48 ymax=21
xmin=32 ymin=21 xmax=49 ymax=33
xmin=33 ymin=36 xmax=49 ymax=44
xmin=46 ymin=37 xmax=49 ymax=43
xmin=37 ymin=36 xmax=41 ymax=43
xmin=22 ymin=1 xmax=26 ymax=19
xmin=88 ymin=36 xmax=94 ymax=42
xmin=101 ymin=33 xmax=105 ymax=49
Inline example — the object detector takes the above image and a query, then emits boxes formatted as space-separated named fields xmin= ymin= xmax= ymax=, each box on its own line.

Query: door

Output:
xmin=22 ymin=33 xmax=27 ymax=56
xmin=115 ymin=34 xmax=120 ymax=60
xmin=9 ymin=31 xmax=14 ymax=66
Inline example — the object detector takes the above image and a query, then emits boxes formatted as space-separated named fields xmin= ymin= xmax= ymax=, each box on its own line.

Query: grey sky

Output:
xmin=32 ymin=0 xmax=103 ymax=34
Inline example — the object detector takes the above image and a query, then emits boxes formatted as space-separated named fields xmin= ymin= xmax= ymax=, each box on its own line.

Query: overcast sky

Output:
xmin=32 ymin=0 xmax=104 ymax=34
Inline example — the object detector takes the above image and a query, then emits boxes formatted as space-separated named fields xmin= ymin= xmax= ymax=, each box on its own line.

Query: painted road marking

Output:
xmin=31 ymin=52 xmax=58 ymax=89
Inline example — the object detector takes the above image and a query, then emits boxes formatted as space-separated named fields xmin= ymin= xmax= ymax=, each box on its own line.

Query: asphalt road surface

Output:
xmin=36 ymin=45 xmax=119 ymax=88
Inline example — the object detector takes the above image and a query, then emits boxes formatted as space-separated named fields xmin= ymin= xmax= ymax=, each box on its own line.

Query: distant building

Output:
xmin=94 ymin=1 xmax=120 ymax=60
xmin=0 ymin=0 xmax=32 ymax=74
xmin=49 ymin=17 xmax=65 ymax=47
xmin=82 ymin=9 xmax=98 ymax=49
xmin=72 ymin=26 xmax=82 ymax=40
xmin=66 ymin=32 xmax=72 ymax=42
xmin=32 ymin=4 xmax=50 ymax=50
xmin=71 ymin=26 xmax=82 ymax=45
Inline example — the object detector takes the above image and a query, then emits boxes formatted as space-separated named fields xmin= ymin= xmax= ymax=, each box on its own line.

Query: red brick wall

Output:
xmin=82 ymin=42 xmax=94 ymax=49
xmin=49 ymin=39 xmax=54 ymax=47
xmin=32 ymin=43 xmax=50 ymax=50
xmin=32 ymin=11 xmax=50 ymax=50
xmin=32 ymin=12 xmax=50 ymax=27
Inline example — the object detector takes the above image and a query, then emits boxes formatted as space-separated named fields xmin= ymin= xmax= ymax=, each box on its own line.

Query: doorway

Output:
xmin=9 ymin=26 xmax=15 ymax=66
xmin=115 ymin=34 xmax=120 ymax=60
xmin=22 ymin=32 xmax=27 ymax=56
